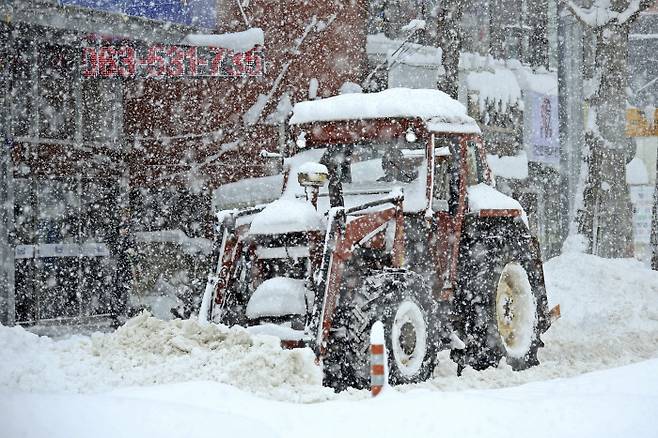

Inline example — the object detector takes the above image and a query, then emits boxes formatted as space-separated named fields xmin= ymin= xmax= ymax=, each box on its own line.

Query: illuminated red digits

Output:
xmin=209 ymin=48 xmax=225 ymax=76
xmin=231 ymin=51 xmax=245 ymax=76
xmin=117 ymin=46 xmax=135 ymax=78
xmin=81 ymin=47 xmax=99 ymax=78
xmin=98 ymin=47 xmax=117 ymax=78
xmin=186 ymin=47 xmax=206 ymax=76
xmin=167 ymin=46 xmax=185 ymax=77
xmin=146 ymin=45 xmax=165 ymax=77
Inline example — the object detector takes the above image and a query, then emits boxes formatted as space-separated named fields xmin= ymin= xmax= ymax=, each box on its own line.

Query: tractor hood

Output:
xmin=249 ymin=198 xmax=324 ymax=236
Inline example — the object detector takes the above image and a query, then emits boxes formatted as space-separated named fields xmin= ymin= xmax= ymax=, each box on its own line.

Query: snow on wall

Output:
xmin=513 ymin=67 xmax=558 ymax=96
xmin=181 ymin=28 xmax=264 ymax=51
xmin=366 ymin=33 xmax=442 ymax=67
xmin=486 ymin=152 xmax=529 ymax=180
xmin=290 ymin=88 xmax=479 ymax=133
xmin=386 ymin=45 xmax=442 ymax=67
xmin=627 ymin=156 xmax=650 ymax=185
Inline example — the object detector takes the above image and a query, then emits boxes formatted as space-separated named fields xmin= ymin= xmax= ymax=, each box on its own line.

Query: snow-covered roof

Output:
xmin=181 ymin=28 xmax=264 ymax=52
xmin=289 ymin=88 xmax=480 ymax=134
xmin=466 ymin=68 xmax=522 ymax=113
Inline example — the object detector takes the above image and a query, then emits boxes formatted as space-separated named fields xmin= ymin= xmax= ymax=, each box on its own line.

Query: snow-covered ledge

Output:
xmin=181 ymin=28 xmax=264 ymax=51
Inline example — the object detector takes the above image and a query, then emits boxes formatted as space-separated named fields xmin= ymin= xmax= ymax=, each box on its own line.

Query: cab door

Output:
xmin=427 ymin=134 xmax=467 ymax=300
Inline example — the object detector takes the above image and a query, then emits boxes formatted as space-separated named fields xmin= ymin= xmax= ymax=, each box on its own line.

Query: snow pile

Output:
xmin=249 ymin=198 xmax=324 ymax=235
xmin=0 ymin=312 xmax=325 ymax=401
xmin=246 ymin=277 xmax=308 ymax=319
xmin=181 ymin=28 xmax=264 ymax=51
xmin=541 ymin=252 xmax=658 ymax=369
xmin=401 ymin=19 xmax=426 ymax=32
xmin=5 ymin=359 xmax=658 ymax=438
xmin=3 ymin=251 xmax=658 ymax=406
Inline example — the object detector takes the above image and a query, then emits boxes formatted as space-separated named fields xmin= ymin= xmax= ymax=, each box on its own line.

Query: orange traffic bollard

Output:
xmin=370 ymin=321 xmax=386 ymax=397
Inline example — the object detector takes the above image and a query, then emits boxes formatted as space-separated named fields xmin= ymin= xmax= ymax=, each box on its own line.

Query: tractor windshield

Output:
xmin=318 ymin=138 xmax=425 ymax=209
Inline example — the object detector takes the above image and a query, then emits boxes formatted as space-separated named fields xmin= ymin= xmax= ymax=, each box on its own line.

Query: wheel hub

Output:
xmin=495 ymin=262 xmax=537 ymax=359
xmin=398 ymin=321 xmax=417 ymax=356
xmin=391 ymin=300 xmax=427 ymax=377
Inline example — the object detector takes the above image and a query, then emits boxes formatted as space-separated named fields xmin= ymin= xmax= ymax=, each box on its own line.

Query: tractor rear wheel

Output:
xmin=323 ymin=270 xmax=438 ymax=391
xmin=456 ymin=224 xmax=548 ymax=371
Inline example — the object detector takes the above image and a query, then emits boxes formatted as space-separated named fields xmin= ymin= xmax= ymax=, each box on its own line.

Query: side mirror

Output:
xmin=297 ymin=162 xmax=329 ymax=188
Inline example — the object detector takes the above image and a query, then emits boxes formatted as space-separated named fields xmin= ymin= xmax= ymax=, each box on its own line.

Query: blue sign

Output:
xmin=59 ymin=0 xmax=216 ymax=29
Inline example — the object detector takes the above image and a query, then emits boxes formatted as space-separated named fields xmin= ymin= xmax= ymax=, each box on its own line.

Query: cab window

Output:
xmin=465 ymin=141 xmax=485 ymax=186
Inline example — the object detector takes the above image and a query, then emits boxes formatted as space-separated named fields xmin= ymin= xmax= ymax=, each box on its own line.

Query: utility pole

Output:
xmin=557 ymin=1 xmax=585 ymax=232
xmin=651 ymin=153 xmax=658 ymax=270
xmin=1 ymin=18 xmax=16 ymax=326
xmin=528 ymin=0 xmax=549 ymax=67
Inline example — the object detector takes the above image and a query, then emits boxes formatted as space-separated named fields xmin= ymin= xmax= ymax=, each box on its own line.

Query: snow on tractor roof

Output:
xmin=289 ymin=88 xmax=481 ymax=134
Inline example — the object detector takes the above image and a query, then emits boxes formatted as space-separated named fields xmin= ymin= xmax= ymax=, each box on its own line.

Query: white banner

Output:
xmin=526 ymin=91 xmax=560 ymax=165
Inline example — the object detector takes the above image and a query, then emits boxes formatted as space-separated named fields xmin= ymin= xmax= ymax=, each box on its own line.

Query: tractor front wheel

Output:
xmin=323 ymin=271 xmax=438 ymax=390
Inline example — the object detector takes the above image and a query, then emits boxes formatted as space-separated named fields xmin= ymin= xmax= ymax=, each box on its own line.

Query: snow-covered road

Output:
xmin=2 ymin=250 xmax=658 ymax=437
xmin=4 ymin=359 xmax=658 ymax=438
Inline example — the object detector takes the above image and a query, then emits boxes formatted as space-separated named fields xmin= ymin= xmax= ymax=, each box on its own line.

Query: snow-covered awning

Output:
xmin=289 ymin=88 xmax=480 ymax=134
xmin=181 ymin=28 xmax=264 ymax=51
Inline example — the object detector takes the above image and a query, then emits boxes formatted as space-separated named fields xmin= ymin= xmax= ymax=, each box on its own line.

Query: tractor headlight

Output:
xmin=297 ymin=162 xmax=329 ymax=188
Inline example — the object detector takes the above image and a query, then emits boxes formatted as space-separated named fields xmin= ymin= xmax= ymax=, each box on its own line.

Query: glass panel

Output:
xmin=82 ymin=80 xmax=118 ymax=142
xmin=10 ymin=40 xmax=34 ymax=137
xmin=465 ymin=141 xmax=484 ymax=186
xmin=36 ymin=178 xmax=79 ymax=244
xmin=37 ymin=257 xmax=80 ymax=319
xmin=81 ymin=179 xmax=119 ymax=242
xmin=37 ymin=44 xmax=76 ymax=140
xmin=13 ymin=178 xmax=35 ymax=244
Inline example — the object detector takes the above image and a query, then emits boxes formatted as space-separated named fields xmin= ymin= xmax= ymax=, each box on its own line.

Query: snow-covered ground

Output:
xmin=2 ymin=250 xmax=658 ymax=437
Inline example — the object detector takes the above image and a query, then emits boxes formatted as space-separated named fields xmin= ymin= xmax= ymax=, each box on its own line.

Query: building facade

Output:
xmin=0 ymin=0 xmax=368 ymax=326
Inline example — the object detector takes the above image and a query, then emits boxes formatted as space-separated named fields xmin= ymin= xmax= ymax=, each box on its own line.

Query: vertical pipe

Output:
xmin=557 ymin=5 xmax=584 ymax=232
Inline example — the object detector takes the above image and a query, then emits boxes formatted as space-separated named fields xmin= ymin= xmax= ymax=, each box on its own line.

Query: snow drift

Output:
xmin=2 ymin=251 xmax=658 ymax=401
xmin=0 ymin=312 xmax=324 ymax=401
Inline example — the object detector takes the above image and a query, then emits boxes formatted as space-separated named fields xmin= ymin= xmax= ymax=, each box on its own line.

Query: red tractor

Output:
xmin=201 ymin=88 xmax=560 ymax=390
